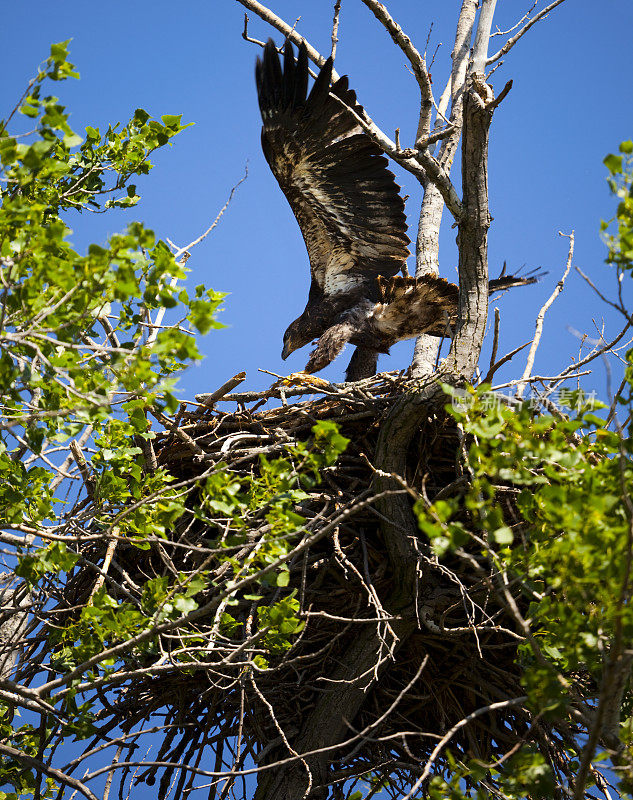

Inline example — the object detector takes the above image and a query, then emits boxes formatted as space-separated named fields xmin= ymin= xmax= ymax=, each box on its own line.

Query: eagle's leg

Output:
xmin=345 ymin=346 xmax=379 ymax=381
xmin=304 ymin=320 xmax=355 ymax=374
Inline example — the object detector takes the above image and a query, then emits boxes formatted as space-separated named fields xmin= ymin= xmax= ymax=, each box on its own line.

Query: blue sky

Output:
xmin=2 ymin=0 xmax=632 ymax=402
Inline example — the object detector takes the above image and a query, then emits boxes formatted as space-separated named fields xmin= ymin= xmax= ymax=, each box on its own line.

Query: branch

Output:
xmin=445 ymin=74 xmax=495 ymax=376
xmin=410 ymin=1 xmax=477 ymax=376
xmin=235 ymin=0 xmax=339 ymax=76
xmin=481 ymin=339 xmax=532 ymax=385
xmin=359 ymin=0 xmax=434 ymax=134
xmin=437 ymin=0 xmax=478 ymax=169
xmin=36 ymin=487 xmax=405 ymax=697
xmin=472 ymin=0 xmax=498 ymax=73
xmin=487 ymin=0 xmax=567 ymax=64
xmin=69 ymin=440 xmax=94 ymax=499
xmin=330 ymin=0 xmax=342 ymax=60
xmin=515 ymin=231 xmax=574 ymax=398
xmin=488 ymin=307 xmax=501 ymax=373
xmin=401 ymin=697 xmax=528 ymax=800
xmin=327 ymin=92 xmax=464 ymax=220
xmin=195 ymin=371 xmax=247 ymax=409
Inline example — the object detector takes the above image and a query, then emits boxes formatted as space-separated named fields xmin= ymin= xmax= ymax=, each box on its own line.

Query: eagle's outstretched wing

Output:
xmin=255 ymin=39 xmax=410 ymax=298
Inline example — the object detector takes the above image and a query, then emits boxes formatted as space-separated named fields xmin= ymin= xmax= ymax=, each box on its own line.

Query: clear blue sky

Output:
xmin=2 ymin=0 xmax=632 ymax=402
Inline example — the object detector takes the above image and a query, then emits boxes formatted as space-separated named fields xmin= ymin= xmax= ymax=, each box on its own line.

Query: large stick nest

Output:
xmin=62 ymin=373 xmax=581 ymax=797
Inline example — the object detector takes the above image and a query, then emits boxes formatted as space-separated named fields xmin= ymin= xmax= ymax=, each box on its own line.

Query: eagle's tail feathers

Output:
xmin=489 ymin=265 xmax=547 ymax=293
xmin=372 ymin=276 xmax=457 ymax=340
xmin=372 ymin=267 xmax=544 ymax=342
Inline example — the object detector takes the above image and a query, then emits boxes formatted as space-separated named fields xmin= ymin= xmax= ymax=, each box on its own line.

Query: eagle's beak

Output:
xmin=281 ymin=341 xmax=291 ymax=360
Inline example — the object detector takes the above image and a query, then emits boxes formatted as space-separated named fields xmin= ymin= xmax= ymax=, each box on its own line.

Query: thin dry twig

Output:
xmin=330 ymin=0 xmax=343 ymax=60
xmin=487 ymin=0 xmax=567 ymax=64
xmin=516 ymin=231 xmax=574 ymax=398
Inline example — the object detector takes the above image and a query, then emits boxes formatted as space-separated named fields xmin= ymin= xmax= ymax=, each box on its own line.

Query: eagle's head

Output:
xmin=281 ymin=318 xmax=310 ymax=360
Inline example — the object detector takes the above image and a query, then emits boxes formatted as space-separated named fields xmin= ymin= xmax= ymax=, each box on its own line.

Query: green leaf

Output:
xmin=604 ymin=153 xmax=623 ymax=174
xmin=276 ymin=570 xmax=290 ymax=587
xmin=493 ymin=526 xmax=514 ymax=545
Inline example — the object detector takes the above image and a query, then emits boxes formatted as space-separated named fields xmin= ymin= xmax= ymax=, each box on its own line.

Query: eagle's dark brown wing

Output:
xmin=256 ymin=39 xmax=410 ymax=298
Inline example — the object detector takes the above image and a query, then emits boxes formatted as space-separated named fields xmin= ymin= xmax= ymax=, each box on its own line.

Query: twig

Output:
xmin=481 ymin=339 xmax=532 ymax=385
xmin=146 ymin=168 xmax=247 ymax=352
xmin=87 ymin=536 xmax=118 ymax=604
xmin=415 ymin=124 xmax=456 ymax=151
xmin=171 ymin=165 xmax=248 ymax=260
xmin=401 ymin=697 xmax=528 ymax=800
xmin=575 ymin=265 xmax=625 ymax=315
xmin=516 ymin=231 xmax=574 ymax=398
xmin=235 ymin=0 xmax=338 ymax=74
xmin=488 ymin=307 xmax=501 ymax=376
xmin=330 ymin=0 xmax=343 ymax=60
xmin=242 ymin=13 xmax=266 ymax=47
xmin=487 ymin=0 xmax=567 ymax=64
xmin=491 ymin=2 xmax=538 ymax=37
xmin=195 ymin=372 xmax=247 ymax=409
xmin=149 ymin=407 xmax=207 ymax=459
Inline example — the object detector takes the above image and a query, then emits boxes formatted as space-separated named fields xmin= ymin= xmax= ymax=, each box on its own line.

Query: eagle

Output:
xmin=256 ymin=39 xmax=537 ymax=381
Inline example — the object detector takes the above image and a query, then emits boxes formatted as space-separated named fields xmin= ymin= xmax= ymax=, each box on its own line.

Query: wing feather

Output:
xmin=256 ymin=39 xmax=410 ymax=297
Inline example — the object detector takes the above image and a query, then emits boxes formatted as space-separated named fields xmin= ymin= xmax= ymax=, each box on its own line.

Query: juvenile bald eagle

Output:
xmin=256 ymin=39 xmax=537 ymax=381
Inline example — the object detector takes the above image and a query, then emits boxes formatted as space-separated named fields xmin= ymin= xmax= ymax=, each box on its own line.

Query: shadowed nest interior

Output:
xmin=60 ymin=373 xmax=581 ymax=798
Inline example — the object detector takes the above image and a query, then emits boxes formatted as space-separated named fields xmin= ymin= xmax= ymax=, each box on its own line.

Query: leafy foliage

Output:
xmin=0 ymin=42 xmax=229 ymax=796
xmin=0 ymin=44 xmax=354 ymax=799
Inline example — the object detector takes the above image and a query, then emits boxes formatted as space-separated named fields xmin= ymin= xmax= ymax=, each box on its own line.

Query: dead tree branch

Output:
xmin=487 ymin=0 xmax=567 ymax=64
xmin=516 ymin=231 xmax=574 ymax=398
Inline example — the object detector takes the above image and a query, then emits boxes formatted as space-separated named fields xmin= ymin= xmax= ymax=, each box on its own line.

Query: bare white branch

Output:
xmin=235 ymin=0 xmax=339 ymax=76
xmin=330 ymin=0 xmax=342 ymax=60
xmin=487 ymin=0 xmax=567 ymax=65
xmin=491 ymin=1 xmax=538 ymax=37
xmin=515 ymin=230 xmax=574 ymax=398
xmin=472 ymin=0 xmax=498 ymax=73
xmin=359 ymin=0 xmax=434 ymax=132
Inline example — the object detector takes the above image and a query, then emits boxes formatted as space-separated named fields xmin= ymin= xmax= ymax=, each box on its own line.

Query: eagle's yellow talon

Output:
xmin=279 ymin=372 xmax=330 ymax=389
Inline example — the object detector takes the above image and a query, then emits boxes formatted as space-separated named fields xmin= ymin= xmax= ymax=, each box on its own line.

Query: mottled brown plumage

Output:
xmin=256 ymin=40 xmax=537 ymax=380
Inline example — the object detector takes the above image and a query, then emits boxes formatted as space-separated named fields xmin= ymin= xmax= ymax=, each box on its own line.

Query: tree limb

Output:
xmin=411 ymin=0 xmax=478 ymax=377
xmin=235 ymin=0 xmax=339 ymax=76
xmin=359 ymin=0 xmax=434 ymax=135
xmin=487 ymin=0 xmax=567 ymax=65
xmin=444 ymin=74 xmax=495 ymax=377
xmin=515 ymin=231 xmax=574 ymax=398
xmin=472 ymin=0 xmax=498 ymax=73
